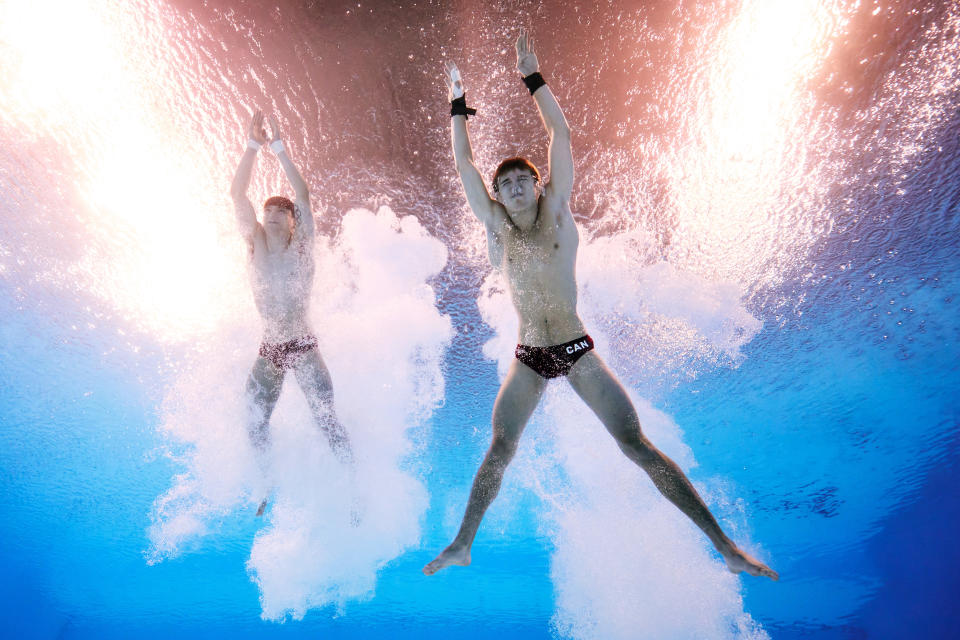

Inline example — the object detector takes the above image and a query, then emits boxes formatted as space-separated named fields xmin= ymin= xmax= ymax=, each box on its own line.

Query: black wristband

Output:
xmin=450 ymin=95 xmax=477 ymax=119
xmin=522 ymin=72 xmax=546 ymax=95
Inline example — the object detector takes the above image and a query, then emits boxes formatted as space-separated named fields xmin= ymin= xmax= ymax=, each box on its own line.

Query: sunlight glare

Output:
xmin=667 ymin=0 xmax=844 ymax=288
xmin=1 ymin=0 xmax=242 ymax=343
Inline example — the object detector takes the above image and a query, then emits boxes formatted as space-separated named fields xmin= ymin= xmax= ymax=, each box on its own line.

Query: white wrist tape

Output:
xmin=247 ymin=139 xmax=262 ymax=150
xmin=269 ymin=139 xmax=285 ymax=154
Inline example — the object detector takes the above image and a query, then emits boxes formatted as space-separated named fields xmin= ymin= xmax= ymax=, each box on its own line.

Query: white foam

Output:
xmin=577 ymin=232 xmax=761 ymax=367
xmin=541 ymin=390 xmax=767 ymax=640
xmin=148 ymin=206 xmax=452 ymax=620
xmin=478 ymin=230 xmax=768 ymax=639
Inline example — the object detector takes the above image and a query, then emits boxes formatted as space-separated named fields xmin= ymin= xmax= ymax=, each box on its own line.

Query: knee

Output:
xmin=245 ymin=393 xmax=275 ymax=424
xmin=489 ymin=435 xmax=519 ymax=464
xmin=308 ymin=394 xmax=337 ymax=424
xmin=246 ymin=381 xmax=278 ymax=413
xmin=613 ymin=424 xmax=655 ymax=462
xmin=245 ymin=396 xmax=276 ymax=449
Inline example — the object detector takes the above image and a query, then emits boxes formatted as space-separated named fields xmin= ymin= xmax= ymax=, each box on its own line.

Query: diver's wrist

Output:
xmin=450 ymin=95 xmax=477 ymax=119
xmin=269 ymin=139 xmax=285 ymax=154
xmin=522 ymin=71 xmax=546 ymax=95
xmin=247 ymin=139 xmax=262 ymax=151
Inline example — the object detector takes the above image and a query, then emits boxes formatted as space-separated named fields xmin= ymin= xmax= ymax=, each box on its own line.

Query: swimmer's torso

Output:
xmin=249 ymin=228 xmax=315 ymax=343
xmin=493 ymin=196 xmax=584 ymax=346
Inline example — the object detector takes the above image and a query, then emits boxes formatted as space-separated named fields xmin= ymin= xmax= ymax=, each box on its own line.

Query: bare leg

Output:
xmin=292 ymin=348 xmax=360 ymax=525
xmin=423 ymin=359 xmax=547 ymax=575
xmin=292 ymin=348 xmax=354 ymax=465
xmin=567 ymin=352 xmax=778 ymax=581
xmin=245 ymin=356 xmax=284 ymax=516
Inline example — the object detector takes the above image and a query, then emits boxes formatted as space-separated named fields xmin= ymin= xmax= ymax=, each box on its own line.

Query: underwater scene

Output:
xmin=0 ymin=0 xmax=958 ymax=638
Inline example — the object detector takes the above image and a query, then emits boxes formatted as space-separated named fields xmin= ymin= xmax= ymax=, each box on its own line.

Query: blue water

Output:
xmin=2 ymin=0 xmax=959 ymax=638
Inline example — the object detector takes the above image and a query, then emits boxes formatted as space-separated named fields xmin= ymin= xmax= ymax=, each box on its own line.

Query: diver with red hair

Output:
xmin=230 ymin=110 xmax=354 ymax=517
xmin=424 ymin=31 xmax=776 ymax=581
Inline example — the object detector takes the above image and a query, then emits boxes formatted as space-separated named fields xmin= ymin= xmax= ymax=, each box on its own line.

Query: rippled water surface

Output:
xmin=1 ymin=0 xmax=958 ymax=638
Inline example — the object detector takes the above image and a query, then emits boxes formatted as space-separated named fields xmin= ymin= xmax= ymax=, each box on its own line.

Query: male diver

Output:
xmin=230 ymin=110 xmax=354 ymax=517
xmin=423 ymin=32 xmax=777 ymax=580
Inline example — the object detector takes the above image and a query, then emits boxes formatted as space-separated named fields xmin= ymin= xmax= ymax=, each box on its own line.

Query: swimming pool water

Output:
xmin=1 ymin=0 xmax=958 ymax=638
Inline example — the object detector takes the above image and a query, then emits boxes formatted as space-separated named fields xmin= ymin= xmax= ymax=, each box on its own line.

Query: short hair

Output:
xmin=263 ymin=195 xmax=295 ymax=213
xmin=491 ymin=157 xmax=541 ymax=193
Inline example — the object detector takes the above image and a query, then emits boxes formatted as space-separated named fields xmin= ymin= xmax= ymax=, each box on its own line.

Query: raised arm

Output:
xmin=266 ymin=116 xmax=314 ymax=241
xmin=516 ymin=30 xmax=573 ymax=201
xmin=230 ymin=110 xmax=268 ymax=247
xmin=444 ymin=62 xmax=501 ymax=229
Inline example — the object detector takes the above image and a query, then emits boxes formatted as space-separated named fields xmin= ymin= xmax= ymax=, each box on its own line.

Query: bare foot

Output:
xmin=422 ymin=543 xmax=471 ymax=575
xmin=724 ymin=547 xmax=779 ymax=581
xmin=255 ymin=498 xmax=268 ymax=517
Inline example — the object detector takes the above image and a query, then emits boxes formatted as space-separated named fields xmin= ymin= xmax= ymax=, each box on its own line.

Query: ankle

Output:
xmin=448 ymin=538 xmax=470 ymax=553
xmin=712 ymin=533 xmax=737 ymax=556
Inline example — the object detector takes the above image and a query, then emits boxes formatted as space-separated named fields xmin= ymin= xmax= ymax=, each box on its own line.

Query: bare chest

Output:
xmin=251 ymin=245 xmax=313 ymax=293
xmin=503 ymin=219 xmax=578 ymax=284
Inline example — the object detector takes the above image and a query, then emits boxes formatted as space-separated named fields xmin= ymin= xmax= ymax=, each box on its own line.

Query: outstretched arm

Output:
xmin=444 ymin=62 xmax=500 ymax=229
xmin=230 ymin=110 xmax=268 ymax=247
xmin=267 ymin=116 xmax=314 ymax=241
xmin=517 ymin=30 xmax=573 ymax=202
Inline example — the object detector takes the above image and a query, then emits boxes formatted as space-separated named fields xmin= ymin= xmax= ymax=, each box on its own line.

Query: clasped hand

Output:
xmin=247 ymin=110 xmax=282 ymax=144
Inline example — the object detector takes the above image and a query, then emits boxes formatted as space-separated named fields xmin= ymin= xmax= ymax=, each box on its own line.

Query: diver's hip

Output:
xmin=258 ymin=314 xmax=315 ymax=344
xmin=515 ymin=311 xmax=586 ymax=347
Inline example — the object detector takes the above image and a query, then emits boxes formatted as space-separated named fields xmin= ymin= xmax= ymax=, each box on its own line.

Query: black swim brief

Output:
xmin=258 ymin=334 xmax=318 ymax=370
xmin=515 ymin=335 xmax=594 ymax=379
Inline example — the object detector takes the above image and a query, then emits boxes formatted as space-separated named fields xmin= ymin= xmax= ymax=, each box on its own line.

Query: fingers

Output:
xmin=516 ymin=29 xmax=535 ymax=66
xmin=444 ymin=61 xmax=461 ymax=81
xmin=248 ymin=110 xmax=260 ymax=138
xmin=443 ymin=61 xmax=465 ymax=99
xmin=268 ymin=115 xmax=280 ymax=140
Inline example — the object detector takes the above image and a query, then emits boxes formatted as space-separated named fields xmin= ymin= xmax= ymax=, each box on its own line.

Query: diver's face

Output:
xmin=263 ymin=205 xmax=294 ymax=232
xmin=496 ymin=168 xmax=539 ymax=212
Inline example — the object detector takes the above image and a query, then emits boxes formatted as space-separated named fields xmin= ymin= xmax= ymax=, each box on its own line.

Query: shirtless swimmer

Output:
xmin=423 ymin=32 xmax=777 ymax=581
xmin=230 ymin=110 xmax=354 ymax=517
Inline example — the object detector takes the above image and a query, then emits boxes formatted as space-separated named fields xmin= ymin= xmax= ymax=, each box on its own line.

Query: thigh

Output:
xmin=246 ymin=355 xmax=285 ymax=407
xmin=291 ymin=348 xmax=335 ymax=405
xmin=492 ymin=359 xmax=548 ymax=442
xmin=565 ymin=351 xmax=641 ymax=438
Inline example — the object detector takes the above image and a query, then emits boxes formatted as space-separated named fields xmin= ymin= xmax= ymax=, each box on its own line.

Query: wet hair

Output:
xmin=491 ymin=157 xmax=541 ymax=193
xmin=263 ymin=195 xmax=295 ymax=213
